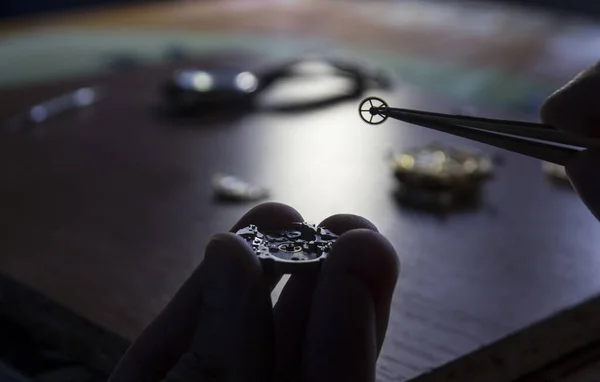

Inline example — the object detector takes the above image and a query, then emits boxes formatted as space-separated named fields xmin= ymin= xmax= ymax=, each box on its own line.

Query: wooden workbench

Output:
xmin=1 ymin=1 xmax=600 ymax=381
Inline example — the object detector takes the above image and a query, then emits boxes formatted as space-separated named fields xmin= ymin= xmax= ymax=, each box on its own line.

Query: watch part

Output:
xmin=392 ymin=143 xmax=493 ymax=190
xmin=359 ymin=96 xmax=388 ymax=125
xmin=212 ymin=174 xmax=269 ymax=202
xmin=235 ymin=222 xmax=338 ymax=274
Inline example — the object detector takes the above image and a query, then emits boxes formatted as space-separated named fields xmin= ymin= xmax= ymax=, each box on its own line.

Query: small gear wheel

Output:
xmin=359 ymin=97 xmax=388 ymax=125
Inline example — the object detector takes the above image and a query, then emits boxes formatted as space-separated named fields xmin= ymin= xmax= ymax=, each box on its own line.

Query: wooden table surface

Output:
xmin=2 ymin=1 xmax=600 ymax=381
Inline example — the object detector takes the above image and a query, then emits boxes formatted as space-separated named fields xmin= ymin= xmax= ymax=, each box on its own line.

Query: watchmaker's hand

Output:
xmin=541 ymin=61 xmax=600 ymax=220
xmin=108 ymin=202 xmax=399 ymax=382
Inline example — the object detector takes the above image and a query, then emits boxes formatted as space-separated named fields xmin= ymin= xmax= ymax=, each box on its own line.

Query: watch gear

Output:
xmin=359 ymin=96 xmax=388 ymax=125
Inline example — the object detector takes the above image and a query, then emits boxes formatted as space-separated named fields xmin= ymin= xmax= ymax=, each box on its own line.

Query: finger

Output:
xmin=162 ymin=233 xmax=274 ymax=382
xmin=230 ymin=202 xmax=303 ymax=232
xmin=301 ymin=229 xmax=399 ymax=382
xmin=319 ymin=214 xmax=379 ymax=234
xmin=230 ymin=202 xmax=304 ymax=289
xmin=109 ymin=233 xmax=271 ymax=382
xmin=273 ymin=215 xmax=378 ymax=382
xmin=540 ymin=61 xmax=600 ymax=138
xmin=566 ymin=149 xmax=600 ymax=221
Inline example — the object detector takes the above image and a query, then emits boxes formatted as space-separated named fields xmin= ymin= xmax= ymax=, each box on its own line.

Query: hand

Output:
xmin=108 ymin=203 xmax=400 ymax=382
xmin=541 ymin=61 xmax=600 ymax=220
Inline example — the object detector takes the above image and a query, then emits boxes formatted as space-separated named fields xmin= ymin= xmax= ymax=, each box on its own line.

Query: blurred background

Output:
xmin=3 ymin=0 xmax=600 ymax=19
xmin=2 ymin=1 xmax=600 ymax=382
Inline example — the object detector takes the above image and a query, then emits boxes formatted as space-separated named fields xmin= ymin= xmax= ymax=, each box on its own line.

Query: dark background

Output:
xmin=2 ymin=0 xmax=600 ymax=20
xmin=0 ymin=0 xmax=151 ymax=19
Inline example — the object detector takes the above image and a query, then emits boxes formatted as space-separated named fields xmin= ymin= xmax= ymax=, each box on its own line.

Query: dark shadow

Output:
xmin=392 ymin=186 xmax=489 ymax=220
xmin=212 ymin=194 xmax=269 ymax=204
xmin=546 ymin=177 xmax=575 ymax=192
xmin=151 ymin=104 xmax=251 ymax=129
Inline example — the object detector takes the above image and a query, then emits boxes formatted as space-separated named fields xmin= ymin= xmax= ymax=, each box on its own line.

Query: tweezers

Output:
xmin=359 ymin=97 xmax=600 ymax=166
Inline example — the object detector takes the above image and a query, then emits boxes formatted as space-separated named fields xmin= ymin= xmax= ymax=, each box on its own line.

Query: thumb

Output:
xmin=162 ymin=233 xmax=274 ymax=382
xmin=566 ymin=149 xmax=600 ymax=221
xmin=540 ymin=61 xmax=600 ymax=221
xmin=541 ymin=61 xmax=600 ymax=138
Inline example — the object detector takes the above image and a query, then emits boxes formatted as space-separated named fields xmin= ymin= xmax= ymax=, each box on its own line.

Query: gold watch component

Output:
xmin=392 ymin=143 xmax=493 ymax=190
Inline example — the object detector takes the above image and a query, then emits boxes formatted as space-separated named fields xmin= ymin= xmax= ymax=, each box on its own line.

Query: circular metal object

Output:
xmin=392 ymin=143 xmax=493 ymax=190
xmin=278 ymin=243 xmax=302 ymax=253
xmin=235 ymin=222 xmax=338 ymax=274
xmin=359 ymin=97 xmax=388 ymax=125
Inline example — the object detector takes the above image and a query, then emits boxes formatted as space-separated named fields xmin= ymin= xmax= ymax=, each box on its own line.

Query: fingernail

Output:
xmin=540 ymin=62 xmax=600 ymax=137
xmin=326 ymin=229 xmax=399 ymax=290
xmin=319 ymin=214 xmax=379 ymax=235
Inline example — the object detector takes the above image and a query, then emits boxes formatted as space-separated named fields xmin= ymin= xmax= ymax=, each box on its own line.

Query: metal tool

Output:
xmin=358 ymin=97 xmax=599 ymax=166
xmin=5 ymin=87 xmax=103 ymax=132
